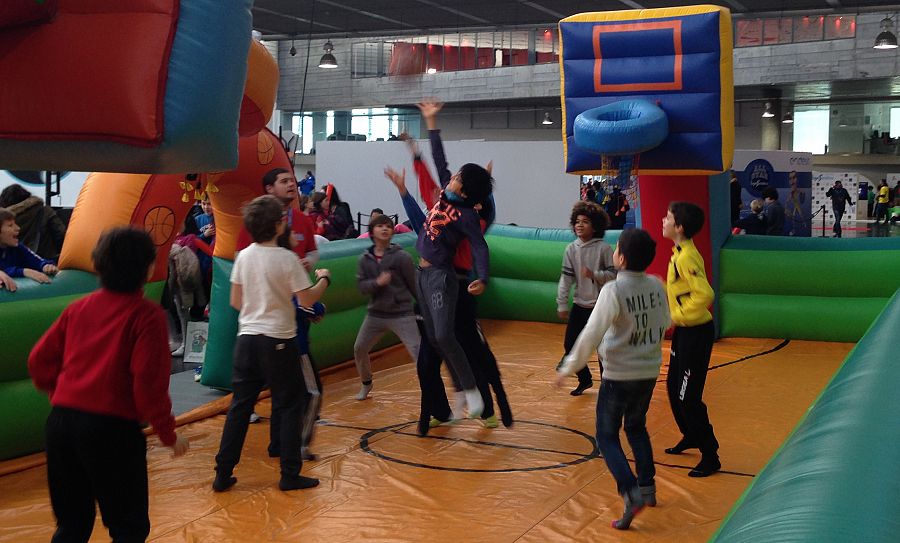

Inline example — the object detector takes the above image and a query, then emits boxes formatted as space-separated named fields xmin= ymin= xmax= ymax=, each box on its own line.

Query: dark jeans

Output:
xmin=46 ymin=407 xmax=150 ymax=543
xmin=564 ymin=304 xmax=600 ymax=385
xmin=666 ymin=321 xmax=719 ymax=457
xmin=595 ymin=379 xmax=657 ymax=495
xmin=215 ymin=334 xmax=308 ymax=479
xmin=417 ymin=266 xmax=476 ymax=390
xmin=833 ymin=207 xmax=844 ymax=235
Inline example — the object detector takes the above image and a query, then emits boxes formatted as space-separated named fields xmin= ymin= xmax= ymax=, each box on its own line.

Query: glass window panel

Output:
xmin=794 ymin=15 xmax=824 ymax=43
xmin=763 ymin=18 xmax=792 ymax=45
xmin=302 ymin=115 xmax=313 ymax=154
xmin=736 ymin=19 xmax=763 ymax=47
xmin=326 ymin=111 xmax=334 ymax=139
xmin=535 ymin=28 xmax=557 ymax=64
xmin=459 ymin=32 xmax=476 ymax=70
xmin=793 ymin=108 xmax=830 ymax=154
xmin=824 ymin=15 xmax=855 ymax=40
xmin=509 ymin=30 xmax=529 ymax=66
xmin=371 ymin=113 xmax=390 ymax=141
xmin=476 ymin=31 xmax=496 ymax=68
xmin=351 ymin=113 xmax=369 ymax=139
xmin=891 ymin=108 xmax=900 ymax=139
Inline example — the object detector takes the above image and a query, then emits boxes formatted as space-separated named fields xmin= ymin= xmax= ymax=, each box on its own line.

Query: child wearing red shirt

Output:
xmin=28 ymin=227 xmax=189 ymax=542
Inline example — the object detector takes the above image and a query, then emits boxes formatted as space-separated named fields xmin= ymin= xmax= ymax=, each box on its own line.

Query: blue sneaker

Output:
xmin=193 ymin=365 xmax=203 ymax=382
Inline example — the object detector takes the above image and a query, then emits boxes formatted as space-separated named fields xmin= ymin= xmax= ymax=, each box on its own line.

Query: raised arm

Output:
xmin=416 ymin=102 xmax=452 ymax=188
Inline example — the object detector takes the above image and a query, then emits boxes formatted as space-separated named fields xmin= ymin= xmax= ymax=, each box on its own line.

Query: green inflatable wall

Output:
xmin=719 ymin=235 xmax=900 ymax=342
xmin=201 ymin=226 xmax=622 ymax=389
xmin=0 ymin=272 xmax=164 ymax=460
xmin=712 ymin=288 xmax=900 ymax=542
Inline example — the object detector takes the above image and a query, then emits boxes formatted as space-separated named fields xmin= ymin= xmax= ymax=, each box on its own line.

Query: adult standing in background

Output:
xmin=299 ymin=171 xmax=316 ymax=196
xmin=762 ymin=188 xmax=785 ymax=236
xmin=873 ymin=179 xmax=890 ymax=225
xmin=605 ymin=185 xmax=630 ymax=230
xmin=0 ymin=183 xmax=66 ymax=261
xmin=825 ymin=180 xmax=853 ymax=238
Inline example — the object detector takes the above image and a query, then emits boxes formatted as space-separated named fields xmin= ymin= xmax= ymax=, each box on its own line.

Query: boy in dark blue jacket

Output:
xmin=0 ymin=207 xmax=58 ymax=292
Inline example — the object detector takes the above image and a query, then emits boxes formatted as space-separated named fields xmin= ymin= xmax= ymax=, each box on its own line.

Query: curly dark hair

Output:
xmin=569 ymin=201 xmax=609 ymax=239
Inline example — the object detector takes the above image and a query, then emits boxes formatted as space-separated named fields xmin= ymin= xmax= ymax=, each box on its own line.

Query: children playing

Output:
xmin=213 ymin=195 xmax=330 ymax=492
xmin=661 ymin=201 xmax=720 ymax=477
xmin=556 ymin=201 xmax=616 ymax=396
xmin=556 ymin=228 xmax=670 ymax=530
xmin=352 ymin=214 xmax=421 ymax=400
xmin=28 ymin=226 xmax=189 ymax=541
xmin=408 ymin=101 xmax=495 ymax=421
xmin=0 ymin=207 xmax=58 ymax=292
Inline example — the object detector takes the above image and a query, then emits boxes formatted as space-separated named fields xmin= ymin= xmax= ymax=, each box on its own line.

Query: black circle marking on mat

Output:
xmin=357 ymin=420 xmax=599 ymax=473
xmin=657 ymin=339 xmax=791 ymax=383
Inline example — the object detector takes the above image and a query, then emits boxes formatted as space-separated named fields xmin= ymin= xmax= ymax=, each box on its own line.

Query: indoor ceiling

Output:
xmin=253 ymin=0 xmax=900 ymax=39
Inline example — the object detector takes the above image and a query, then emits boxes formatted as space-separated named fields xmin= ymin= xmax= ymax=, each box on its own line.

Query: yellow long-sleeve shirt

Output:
xmin=666 ymin=238 xmax=714 ymax=327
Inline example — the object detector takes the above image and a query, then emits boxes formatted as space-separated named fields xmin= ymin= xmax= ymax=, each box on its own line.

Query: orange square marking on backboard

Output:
xmin=593 ymin=21 xmax=683 ymax=93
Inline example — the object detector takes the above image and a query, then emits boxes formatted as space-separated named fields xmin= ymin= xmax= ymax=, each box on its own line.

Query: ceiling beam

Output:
xmin=411 ymin=0 xmax=491 ymax=24
xmin=316 ymin=0 xmax=415 ymax=28
xmin=722 ymin=0 xmax=748 ymax=12
xmin=825 ymin=0 xmax=842 ymax=6
xmin=516 ymin=1 xmax=565 ymax=20
xmin=251 ymin=6 xmax=344 ymax=32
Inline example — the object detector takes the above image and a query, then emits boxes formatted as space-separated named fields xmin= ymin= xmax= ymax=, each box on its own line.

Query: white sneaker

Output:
xmin=452 ymin=391 xmax=466 ymax=420
xmin=356 ymin=382 xmax=372 ymax=401
xmin=464 ymin=389 xmax=484 ymax=419
xmin=171 ymin=345 xmax=184 ymax=357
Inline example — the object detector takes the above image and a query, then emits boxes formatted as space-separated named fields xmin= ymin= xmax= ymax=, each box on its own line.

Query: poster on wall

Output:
xmin=733 ymin=150 xmax=813 ymax=236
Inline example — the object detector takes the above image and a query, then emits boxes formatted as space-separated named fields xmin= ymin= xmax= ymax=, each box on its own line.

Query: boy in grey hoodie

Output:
xmin=556 ymin=201 xmax=616 ymax=395
xmin=353 ymin=214 xmax=420 ymax=400
xmin=557 ymin=228 xmax=671 ymax=530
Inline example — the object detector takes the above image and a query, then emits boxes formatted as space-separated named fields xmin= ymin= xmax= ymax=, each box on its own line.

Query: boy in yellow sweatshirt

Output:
xmin=661 ymin=202 xmax=720 ymax=477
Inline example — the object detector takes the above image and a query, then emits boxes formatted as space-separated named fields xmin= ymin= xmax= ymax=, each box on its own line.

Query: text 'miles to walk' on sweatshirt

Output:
xmin=560 ymin=271 xmax=671 ymax=381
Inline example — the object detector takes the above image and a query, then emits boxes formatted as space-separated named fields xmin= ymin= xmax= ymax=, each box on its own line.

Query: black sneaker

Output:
xmin=688 ymin=456 xmax=721 ymax=477
xmin=279 ymin=475 xmax=320 ymax=491
xmin=570 ymin=381 xmax=593 ymax=396
xmin=212 ymin=474 xmax=237 ymax=493
xmin=664 ymin=438 xmax=697 ymax=455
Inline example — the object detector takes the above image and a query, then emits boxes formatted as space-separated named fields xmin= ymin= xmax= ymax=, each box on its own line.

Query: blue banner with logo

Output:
xmin=733 ymin=151 xmax=813 ymax=237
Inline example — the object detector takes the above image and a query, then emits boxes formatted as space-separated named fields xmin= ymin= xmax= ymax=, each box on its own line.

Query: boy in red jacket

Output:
xmin=28 ymin=226 xmax=189 ymax=542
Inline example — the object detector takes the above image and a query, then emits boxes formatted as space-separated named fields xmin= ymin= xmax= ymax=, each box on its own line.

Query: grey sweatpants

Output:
xmin=353 ymin=315 xmax=421 ymax=383
xmin=417 ymin=266 xmax=476 ymax=390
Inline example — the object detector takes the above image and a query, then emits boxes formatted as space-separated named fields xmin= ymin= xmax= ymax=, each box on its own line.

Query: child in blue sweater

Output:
xmin=0 ymin=207 xmax=58 ymax=292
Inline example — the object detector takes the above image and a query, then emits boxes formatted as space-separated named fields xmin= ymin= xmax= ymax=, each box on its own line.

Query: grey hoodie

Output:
xmin=357 ymin=243 xmax=417 ymax=318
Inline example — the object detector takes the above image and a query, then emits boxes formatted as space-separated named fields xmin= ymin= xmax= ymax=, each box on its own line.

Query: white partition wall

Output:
xmin=315 ymin=140 xmax=578 ymax=229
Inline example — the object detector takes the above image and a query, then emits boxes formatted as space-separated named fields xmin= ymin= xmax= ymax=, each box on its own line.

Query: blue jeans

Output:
xmin=595 ymin=378 xmax=657 ymax=495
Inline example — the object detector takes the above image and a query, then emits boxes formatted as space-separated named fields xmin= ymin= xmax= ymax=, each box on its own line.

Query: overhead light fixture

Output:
xmin=318 ymin=40 xmax=338 ymax=68
xmin=761 ymin=102 xmax=775 ymax=118
xmin=289 ymin=38 xmax=297 ymax=57
xmin=426 ymin=67 xmax=437 ymax=74
xmin=782 ymin=111 xmax=793 ymax=124
xmin=874 ymin=17 xmax=898 ymax=49
xmin=542 ymin=112 xmax=554 ymax=125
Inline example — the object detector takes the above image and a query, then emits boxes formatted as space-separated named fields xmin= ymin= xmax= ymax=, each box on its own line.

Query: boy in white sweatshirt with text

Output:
xmin=557 ymin=228 xmax=670 ymax=530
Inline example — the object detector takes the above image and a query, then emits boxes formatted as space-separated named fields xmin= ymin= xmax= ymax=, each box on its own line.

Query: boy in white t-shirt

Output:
xmin=213 ymin=195 xmax=331 ymax=493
